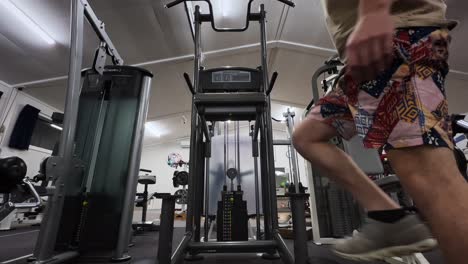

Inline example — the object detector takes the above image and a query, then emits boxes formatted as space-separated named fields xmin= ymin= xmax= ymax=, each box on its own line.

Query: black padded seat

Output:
xmin=138 ymin=175 xmax=156 ymax=185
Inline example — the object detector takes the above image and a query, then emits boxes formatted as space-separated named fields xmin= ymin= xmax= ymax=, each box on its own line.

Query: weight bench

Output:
xmin=133 ymin=174 xmax=159 ymax=233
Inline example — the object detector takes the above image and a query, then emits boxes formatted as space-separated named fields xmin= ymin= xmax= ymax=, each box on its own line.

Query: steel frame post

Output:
xmin=32 ymin=0 xmax=84 ymax=262
xmin=259 ymin=120 xmax=272 ymax=240
xmin=252 ymin=139 xmax=261 ymax=239
xmin=203 ymin=140 xmax=211 ymax=241
xmin=193 ymin=125 xmax=204 ymax=242
xmin=157 ymin=194 xmax=178 ymax=264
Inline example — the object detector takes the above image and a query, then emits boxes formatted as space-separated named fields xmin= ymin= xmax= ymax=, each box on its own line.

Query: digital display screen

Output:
xmin=212 ymin=70 xmax=251 ymax=83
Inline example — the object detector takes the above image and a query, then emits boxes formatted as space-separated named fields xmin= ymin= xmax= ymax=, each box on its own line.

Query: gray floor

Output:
xmin=0 ymin=209 xmax=445 ymax=264
xmin=0 ymin=223 xmax=445 ymax=264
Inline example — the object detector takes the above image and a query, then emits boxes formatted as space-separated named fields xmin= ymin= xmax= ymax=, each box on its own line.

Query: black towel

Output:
xmin=8 ymin=104 xmax=41 ymax=150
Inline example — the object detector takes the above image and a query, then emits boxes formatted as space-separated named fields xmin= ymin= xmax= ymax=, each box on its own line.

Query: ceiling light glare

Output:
xmin=1 ymin=0 xmax=56 ymax=45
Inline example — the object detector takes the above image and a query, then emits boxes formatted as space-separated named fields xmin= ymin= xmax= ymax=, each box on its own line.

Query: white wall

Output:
xmin=0 ymin=82 xmax=61 ymax=178
xmin=140 ymin=124 xmax=310 ymax=211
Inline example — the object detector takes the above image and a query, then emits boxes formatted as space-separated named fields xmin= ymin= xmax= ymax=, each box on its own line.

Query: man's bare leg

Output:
xmin=388 ymin=146 xmax=468 ymax=264
xmin=292 ymin=118 xmax=399 ymax=211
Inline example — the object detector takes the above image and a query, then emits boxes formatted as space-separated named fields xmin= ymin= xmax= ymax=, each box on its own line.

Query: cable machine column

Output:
xmin=251 ymin=125 xmax=262 ymax=239
xmin=285 ymin=109 xmax=310 ymax=264
xmin=203 ymin=138 xmax=211 ymax=241
xmin=32 ymin=0 xmax=85 ymax=261
xmin=184 ymin=3 xmax=202 ymax=239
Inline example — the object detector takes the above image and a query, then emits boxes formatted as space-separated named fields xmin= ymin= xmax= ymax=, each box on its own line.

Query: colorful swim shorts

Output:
xmin=308 ymin=27 xmax=454 ymax=151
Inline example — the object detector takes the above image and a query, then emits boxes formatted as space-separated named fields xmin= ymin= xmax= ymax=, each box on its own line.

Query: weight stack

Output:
xmin=216 ymin=187 xmax=248 ymax=241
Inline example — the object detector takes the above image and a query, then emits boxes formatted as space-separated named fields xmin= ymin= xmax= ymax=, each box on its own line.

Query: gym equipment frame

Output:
xmin=158 ymin=1 xmax=312 ymax=264
xmin=29 ymin=1 xmax=152 ymax=263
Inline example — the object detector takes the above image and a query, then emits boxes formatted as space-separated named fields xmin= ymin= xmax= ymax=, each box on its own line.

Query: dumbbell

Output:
xmin=0 ymin=157 xmax=27 ymax=193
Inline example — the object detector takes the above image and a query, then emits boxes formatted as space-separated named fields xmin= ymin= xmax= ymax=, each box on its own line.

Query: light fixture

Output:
xmin=50 ymin=124 xmax=63 ymax=131
xmin=227 ymin=120 xmax=232 ymax=124
xmin=275 ymin=171 xmax=286 ymax=176
xmin=217 ymin=0 xmax=247 ymax=18
xmin=0 ymin=0 xmax=56 ymax=45
xmin=145 ymin=122 xmax=164 ymax=138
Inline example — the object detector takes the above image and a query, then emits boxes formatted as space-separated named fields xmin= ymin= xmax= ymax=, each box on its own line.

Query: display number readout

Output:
xmin=212 ymin=70 xmax=251 ymax=83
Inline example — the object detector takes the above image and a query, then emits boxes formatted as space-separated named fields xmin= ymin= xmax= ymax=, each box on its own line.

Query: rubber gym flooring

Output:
xmin=0 ymin=225 xmax=445 ymax=264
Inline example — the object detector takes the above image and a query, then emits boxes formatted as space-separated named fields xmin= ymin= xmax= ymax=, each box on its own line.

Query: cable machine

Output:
xmin=156 ymin=1 xmax=311 ymax=264
xmin=28 ymin=1 xmax=153 ymax=263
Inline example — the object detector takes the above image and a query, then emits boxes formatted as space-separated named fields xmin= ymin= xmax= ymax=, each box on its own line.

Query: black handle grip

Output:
xmin=267 ymin=72 xmax=278 ymax=95
xmin=305 ymin=99 xmax=315 ymax=111
xmin=183 ymin=73 xmax=196 ymax=95
xmin=277 ymin=0 xmax=295 ymax=7
xmin=165 ymin=0 xmax=185 ymax=8
xmin=140 ymin=169 xmax=152 ymax=173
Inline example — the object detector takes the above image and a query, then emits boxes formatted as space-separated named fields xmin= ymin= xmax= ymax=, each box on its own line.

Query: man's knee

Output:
xmin=292 ymin=119 xmax=337 ymax=153
xmin=292 ymin=128 xmax=306 ymax=154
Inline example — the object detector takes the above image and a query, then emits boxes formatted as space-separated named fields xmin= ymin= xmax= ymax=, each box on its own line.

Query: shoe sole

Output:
xmin=333 ymin=238 xmax=438 ymax=262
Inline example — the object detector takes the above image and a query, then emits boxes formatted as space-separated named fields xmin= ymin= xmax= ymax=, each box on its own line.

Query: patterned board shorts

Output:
xmin=309 ymin=27 xmax=454 ymax=151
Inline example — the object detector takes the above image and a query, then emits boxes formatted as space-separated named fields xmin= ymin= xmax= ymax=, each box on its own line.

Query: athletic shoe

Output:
xmin=332 ymin=214 xmax=438 ymax=261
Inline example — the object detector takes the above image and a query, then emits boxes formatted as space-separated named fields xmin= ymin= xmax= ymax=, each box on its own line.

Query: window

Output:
xmin=30 ymin=117 xmax=61 ymax=152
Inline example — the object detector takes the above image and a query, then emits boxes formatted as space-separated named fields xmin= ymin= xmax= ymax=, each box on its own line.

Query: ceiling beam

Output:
xmin=12 ymin=40 xmax=468 ymax=88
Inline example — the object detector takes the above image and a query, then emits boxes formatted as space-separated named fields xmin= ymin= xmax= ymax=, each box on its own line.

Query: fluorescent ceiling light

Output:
xmin=275 ymin=171 xmax=286 ymax=176
xmin=0 ymin=0 xmax=56 ymax=45
xmin=50 ymin=124 xmax=63 ymax=131
xmin=145 ymin=122 xmax=163 ymax=138
xmin=217 ymin=0 xmax=244 ymax=18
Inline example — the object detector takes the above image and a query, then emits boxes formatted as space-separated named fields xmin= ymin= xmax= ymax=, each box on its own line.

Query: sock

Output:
xmin=368 ymin=208 xmax=408 ymax=223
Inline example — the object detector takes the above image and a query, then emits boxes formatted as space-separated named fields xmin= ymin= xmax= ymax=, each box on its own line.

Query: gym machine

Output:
xmin=272 ymin=109 xmax=311 ymax=239
xmin=0 ymin=114 xmax=63 ymax=231
xmin=28 ymin=0 xmax=153 ymax=263
xmin=133 ymin=169 xmax=159 ymax=233
xmin=0 ymin=157 xmax=42 ymax=230
xmin=157 ymin=1 xmax=312 ymax=264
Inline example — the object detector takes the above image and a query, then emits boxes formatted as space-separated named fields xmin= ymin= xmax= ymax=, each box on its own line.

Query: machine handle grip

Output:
xmin=183 ymin=73 xmax=196 ymax=95
xmin=267 ymin=72 xmax=278 ymax=95
xmin=277 ymin=0 xmax=295 ymax=7
xmin=165 ymin=0 xmax=185 ymax=8
xmin=305 ymin=99 xmax=315 ymax=112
